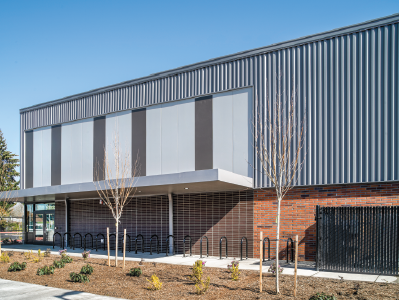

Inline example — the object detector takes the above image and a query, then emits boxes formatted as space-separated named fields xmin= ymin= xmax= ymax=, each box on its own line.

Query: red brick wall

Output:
xmin=253 ymin=182 xmax=399 ymax=261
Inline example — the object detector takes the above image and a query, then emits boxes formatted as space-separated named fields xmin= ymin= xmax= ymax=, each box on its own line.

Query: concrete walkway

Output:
xmin=0 ymin=278 xmax=125 ymax=300
xmin=2 ymin=244 xmax=398 ymax=284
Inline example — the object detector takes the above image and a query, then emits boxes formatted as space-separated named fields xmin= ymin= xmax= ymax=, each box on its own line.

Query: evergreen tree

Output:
xmin=0 ymin=129 xmax=20 ymax=191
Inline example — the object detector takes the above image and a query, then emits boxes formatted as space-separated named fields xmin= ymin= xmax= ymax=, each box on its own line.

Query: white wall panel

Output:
xmin=146 ymin=105 xmax=162 ymax=176
xmin=161 ymin=102 xmax=179 ymax=174
xmin=33 ymin=127 xmax=52 ymax=187
xmin=213 ymin=91 xmax=233 ymax=172
xmin=177 ymin=99 xmax=195 ymax=172
xmin=106 ymin=111 xmax=132 ymax=179
xmin=33 ymin=130 xmax=42 ymax=187
xmin=41 ymin=128 xmax=52 ymax=186
xmin=61 ymin=119 xmax=94 ymax=185
xmin=232 ymin=88 xmax=253 ymax=177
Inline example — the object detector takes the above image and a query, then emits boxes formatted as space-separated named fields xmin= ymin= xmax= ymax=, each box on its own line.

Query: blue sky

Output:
xmin=0 ymin=0 xmax=398 ymax=174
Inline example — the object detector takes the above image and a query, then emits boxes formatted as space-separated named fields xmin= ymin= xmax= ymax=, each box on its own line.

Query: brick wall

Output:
xmin=253 ymin=182 xmax=399 ymax=261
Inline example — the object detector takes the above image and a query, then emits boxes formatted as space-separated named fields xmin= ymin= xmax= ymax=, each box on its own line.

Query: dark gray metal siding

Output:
xmin=20 ymin=14 xmax=399 ymax=189
xmin=51 ymin=125 xmax=61 ymax=186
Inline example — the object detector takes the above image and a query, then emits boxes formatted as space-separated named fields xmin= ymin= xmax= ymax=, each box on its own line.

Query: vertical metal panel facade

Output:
xmin=20 ymin=16 xmax=399 ymax=189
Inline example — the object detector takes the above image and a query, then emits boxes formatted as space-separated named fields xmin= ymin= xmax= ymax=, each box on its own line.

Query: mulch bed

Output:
xmin=0 ymin=251 xmax=398 ymax=299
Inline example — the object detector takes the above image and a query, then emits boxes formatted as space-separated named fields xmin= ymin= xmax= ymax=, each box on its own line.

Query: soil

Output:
xmin=0 ymin=251 xmax=398 ymax=299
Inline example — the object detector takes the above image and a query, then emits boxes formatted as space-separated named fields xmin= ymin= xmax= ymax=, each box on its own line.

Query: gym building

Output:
xmin=9 ymin=14 xmax=399 ymax=263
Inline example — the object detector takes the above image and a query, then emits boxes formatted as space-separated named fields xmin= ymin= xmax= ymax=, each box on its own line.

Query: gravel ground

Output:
xmin=0 ymin=251 xmax=398 ymax=299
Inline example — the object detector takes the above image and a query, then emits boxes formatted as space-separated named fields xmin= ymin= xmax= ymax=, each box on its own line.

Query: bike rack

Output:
xmin=63 ymin=232 xmax=73 ymax=249
xmin=84 ymin=233 xmax=93 ymax=251
xmin=53 ymin=232 xmax=62 ymax=249
xmin=263 ymin=237 xmax=271 ymax=262
xmin=199 ymin=236 xmax=209 ymax=258
xmin=165 ymin=235 xmax=175 ymax=256
xmin=95 ymin=233 xmax=106 ymax=251
xmin=287 ymin=237 xmax=294 ymax=263
xmin=240 ymin=237 xmax=248 ymax=260
xmin=219 ymin=236 xmax=228 ymax=259
xmin=183 ymin=235 xmax=192 ymax=257
xmin=73 ymin=233 xmax=83 ymax=250
xmin=135 ymin=234 xmax=145 ymax=254
xmin=150 ymin=234 xmax=159 ymax=255
xmin=108 ymin=233 xmax=116 ymax=250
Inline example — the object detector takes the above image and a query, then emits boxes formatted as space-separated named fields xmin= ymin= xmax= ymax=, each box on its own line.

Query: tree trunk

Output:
xmin=275 ymin=198 xmax=281 ymax=294
xmin=115 ymin=223 xmax=118 ymax=267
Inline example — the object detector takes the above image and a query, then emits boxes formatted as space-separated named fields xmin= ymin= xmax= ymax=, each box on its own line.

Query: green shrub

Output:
xmin=8 ymin=262 xmax=27 ymax=272
xmin=80 ymin=264 xmax=94 ymax=275
xmin=309 ymin=293 xmax=337 ymax=300
xmin=0 ymin=253 xmax=10 ymax=263
xmin=37 ymin=265 xmax=55 ymax=275
xmin=70 ymin=272 xmax=90 ymax=283
xmin=53 ymin=260 xmax=65 ymax=268
xmin=129 ymin=267 xmax=142 ymax=277
xmin=61 ymin=255 xmax=73 ymax=263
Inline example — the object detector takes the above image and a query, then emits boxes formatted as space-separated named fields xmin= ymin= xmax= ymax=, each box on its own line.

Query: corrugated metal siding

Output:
xmin=20 ymin=18 xmax=399 ymax=189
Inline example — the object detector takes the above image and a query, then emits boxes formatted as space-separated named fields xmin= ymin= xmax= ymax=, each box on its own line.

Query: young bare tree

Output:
xmin=94 ymin=131 xmax=140 ymax=267
xmin=254 ymin=80 xmax=306 ymax=294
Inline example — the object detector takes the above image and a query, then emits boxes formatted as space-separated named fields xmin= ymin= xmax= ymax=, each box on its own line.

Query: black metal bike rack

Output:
xmin=108 ymin=233 xmax=116 ymax=250
xmin=287 ymin=237 xmax=294 ymax=263
xmin=220 ymin=236 xmax=228 ymax=259
xmin=53 ymin=232 xmax=62 ymax=249
xmin=150 ymin=234 xmax=159 ymax=255
xmin=183 ymin=235 xmax=192 ymax=257
xmin=63 ymin=232 xmax=73 ymax=249
xmin=73 ymin=233 xmax=82 ymax=250
xmin=95 ymin=233 xmax=106 ymax=251
xmin=84 ymin=233 xmax=93 ymax=251
xmin=263 ymin=237 xmax=271 ymax=262
xmin=240 ymin=237 xmax=248 ymax=260
xmin=199 ymin=236 xmax=209 ymax=258
xmin=135 ymin=234 xmax=145 ymax=254
xmin=165 ymin=235 xmax=175 ymax=256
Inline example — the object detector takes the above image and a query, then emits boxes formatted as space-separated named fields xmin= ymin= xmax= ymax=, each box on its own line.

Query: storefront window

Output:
xmin=35 ymin=203 xmax=55 ymax=211
xmin=26 ymin=204 xmax=33 ymax=232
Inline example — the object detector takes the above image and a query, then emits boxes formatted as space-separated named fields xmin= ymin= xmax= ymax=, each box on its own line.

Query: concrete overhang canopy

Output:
xmin=3 ymin=169 xmax=253 ymax=202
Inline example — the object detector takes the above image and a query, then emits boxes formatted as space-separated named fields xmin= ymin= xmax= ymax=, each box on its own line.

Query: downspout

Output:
xmin=168 ymin=193 xmax=173 ymax=254
xmin=65 ymin=197 xmax=70 ymax=247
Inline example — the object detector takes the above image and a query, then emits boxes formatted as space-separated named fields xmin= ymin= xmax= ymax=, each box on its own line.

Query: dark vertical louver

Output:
xmin=93 ymin=116 xmax=106 ymax=181
xmin=131 ymin=108 xmax=146 ymax=177
xmin=25 ymin=130 xmax=34 ymax=189
xmin=51 ymin=125 xmax=61 ymax=186
xmin=195 ymin=95 xmax=213 ymax=170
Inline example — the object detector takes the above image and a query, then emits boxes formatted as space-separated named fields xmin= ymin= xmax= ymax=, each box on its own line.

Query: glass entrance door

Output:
xmin=34 ymin=212 xmax=55 ymax=245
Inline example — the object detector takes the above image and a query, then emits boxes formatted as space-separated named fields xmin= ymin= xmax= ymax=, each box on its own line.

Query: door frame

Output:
xmin=33 ymin=210 xmax=55 ymax=245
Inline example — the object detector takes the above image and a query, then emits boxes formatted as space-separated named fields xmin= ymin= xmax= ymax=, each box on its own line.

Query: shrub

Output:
xmin=61 ymin=255 xmax=73 ymax=263
xmin=231 ymin=263 xmax=240 ymax=281
xmin=82 ymin=250 xmax=90 ymax=261
xmin=309 ymin=292 xmax=337 ymax=300
xmin=7 ymin=251 xmax=14 ymax=257
xmin=0 ymin=253 xmax=10 ymax=263
xmin=80 ymin=264 xmax=94 ymax=275
xmin=37 ymin=249 xmax=44 ymax=261
xmin=227 ymin=259 xmax=239 ymax=273
xmin=129 ymin=267 xmax=142 ymax=277
xmin=70 ymin=272 xmax=90 ymax=283
xmin=8 ymin=262 xmax=27 ymax=272
xmin=146 ymin=274 xmax=162 ymax=290
xmin=37 ymin=265 xmax=55 ymax=275
xmin=24 ymin=250 xmax=34 ymax=260
xmin=189 ymin=260 xmax=210 ymax=295
xmin=268 ymin=260 xmax=283 ymax=276
xmin=59 ymin=249 xmax=67 ymax=256
xmin=44 ymin=249 xmax=51 ymax=257
xmin=53 ymin=260 xmax=65 ymax=268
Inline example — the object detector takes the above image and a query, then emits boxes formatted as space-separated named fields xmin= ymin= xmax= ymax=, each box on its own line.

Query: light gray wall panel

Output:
xmin=146 ymin=105 xmax=162 ymax=176
xmin=105 ymin=111 xmax=132 ymax=179
xmin=232 ymin=88 xmax=253 ymax=177
xmin=161 ymin=102 xmax=179 ymax=175
xmin=20 ymin=15 xmax=399 ymax=188
xmin=32 ymin=129 xmax=42 ymax=187
xmin=177 ymin=99 xmax=195 ymax=172
xmin=213 ymin=91 xmax=233 ymax=172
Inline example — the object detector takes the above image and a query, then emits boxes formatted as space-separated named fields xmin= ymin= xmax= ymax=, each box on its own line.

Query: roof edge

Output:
xmin=20 ymin=13 xmax=399 ymax=113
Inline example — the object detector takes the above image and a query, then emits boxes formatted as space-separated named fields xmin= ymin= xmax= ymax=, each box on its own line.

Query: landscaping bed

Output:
xmin=0 ymin=251 xmax=398 ymax=299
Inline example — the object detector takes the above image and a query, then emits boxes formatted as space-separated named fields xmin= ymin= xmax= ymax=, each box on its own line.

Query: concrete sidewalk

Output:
xmin=2 ymin=244 xmax=398 ymax=284
xmin=0 ymin=279 xmax=125 ymax=300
